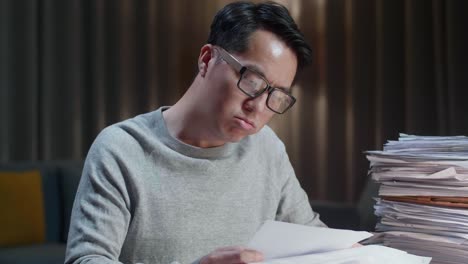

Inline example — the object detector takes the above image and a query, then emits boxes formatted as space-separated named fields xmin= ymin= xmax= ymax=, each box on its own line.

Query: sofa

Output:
xmin=0 ymin=161 xmax=83 ymax=264
xmin=0 ymin=160 xmax=378 ymax=264
xmin=310 ymin=179 xmax=379 ymax=231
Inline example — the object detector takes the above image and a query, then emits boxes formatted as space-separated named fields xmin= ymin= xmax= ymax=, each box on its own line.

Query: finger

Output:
xmin=239 ymin=249 xmax=264 ymax=263
xmin=203 ymin=251 xmax=244 ymax=263
xmin=215 ymin=249 xmax=263 ymax=264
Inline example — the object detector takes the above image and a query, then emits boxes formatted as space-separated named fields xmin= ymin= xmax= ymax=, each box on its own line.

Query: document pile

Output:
xmin=367 ymin=134 xmax=468 ymax=264
xmin=249 ymin=220 xmax=431 ymax=264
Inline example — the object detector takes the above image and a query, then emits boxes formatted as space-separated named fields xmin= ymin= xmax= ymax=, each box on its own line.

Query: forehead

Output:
xmin=234 ymin=30 xmax=298 ymax=89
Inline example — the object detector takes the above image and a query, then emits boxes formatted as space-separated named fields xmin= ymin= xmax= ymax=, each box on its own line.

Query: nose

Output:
xmin=242 ymin=91 xmax=269 ymax=113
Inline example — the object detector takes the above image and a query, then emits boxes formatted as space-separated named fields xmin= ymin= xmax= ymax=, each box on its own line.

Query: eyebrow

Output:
xmin=244 ymin=63 xmax=291 ymax=92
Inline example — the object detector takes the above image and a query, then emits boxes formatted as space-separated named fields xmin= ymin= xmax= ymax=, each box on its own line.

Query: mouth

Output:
xmin=235 ymin=116 xmax=256 ymax=130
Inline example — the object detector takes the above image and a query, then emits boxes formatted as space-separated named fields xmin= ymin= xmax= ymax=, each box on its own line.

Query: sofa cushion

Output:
xmin=357 ymin=178 xmax=379 ymax=231
xmin=0 ymin=162 xmax=62 ymax=243
xmin=0 ymin=170 xmax=46 ymax=246
xmin=0 ymin=243 xmax=65 ymax=264
xmin=310 ymin=201 xmax=360 ymax=230
xmin=58 ymin=161 xmax=84 ymax=242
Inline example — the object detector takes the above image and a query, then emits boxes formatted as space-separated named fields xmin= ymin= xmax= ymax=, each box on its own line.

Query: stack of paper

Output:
xmin=367 ymin=133 xmax=468 ymax=264
xmin=248 ymin=220 xmax=431 ymax=264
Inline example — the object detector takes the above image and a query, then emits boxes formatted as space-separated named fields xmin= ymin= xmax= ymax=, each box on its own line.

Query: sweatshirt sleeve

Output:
xmin=275 ymin=150 xmax=327 ymax=228
xmin=65 ymin=127 xmax=132 ymax=264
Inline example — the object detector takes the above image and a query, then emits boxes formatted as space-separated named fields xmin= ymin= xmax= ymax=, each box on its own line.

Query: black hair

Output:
xmin=207 ymin=1 xmax=312 ymax=71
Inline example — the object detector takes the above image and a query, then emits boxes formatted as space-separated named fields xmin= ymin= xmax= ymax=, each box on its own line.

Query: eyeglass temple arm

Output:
xmin=217 ymin=48 xmax=245 ymax=73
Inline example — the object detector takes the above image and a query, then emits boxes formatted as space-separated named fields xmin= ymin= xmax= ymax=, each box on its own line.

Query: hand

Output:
xmin=200 ymin=246 xmax=264 ymax=264
xmin=352 ymin=243 xmax=363 ymax=248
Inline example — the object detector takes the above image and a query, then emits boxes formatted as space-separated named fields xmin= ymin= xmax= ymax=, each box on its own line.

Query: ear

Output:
xmin=198 ymin=44 xmax=214 ymax=77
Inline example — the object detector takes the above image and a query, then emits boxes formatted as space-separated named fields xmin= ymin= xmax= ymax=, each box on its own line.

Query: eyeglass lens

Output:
xmin=238 ymin=69 xmax=293 ymax=113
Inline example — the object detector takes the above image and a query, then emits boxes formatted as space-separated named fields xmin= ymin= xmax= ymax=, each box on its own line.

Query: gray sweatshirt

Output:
xmin=65 ymin=107 xmax=325 ymax=264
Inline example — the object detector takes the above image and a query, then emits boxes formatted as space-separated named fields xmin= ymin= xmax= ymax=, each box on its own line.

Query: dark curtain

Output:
xmin=1 ymin=0 xmax=467 ymax=203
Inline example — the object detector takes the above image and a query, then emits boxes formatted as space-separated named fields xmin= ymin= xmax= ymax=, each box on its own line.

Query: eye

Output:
xmin=241 ymin=70 xmax=266 ymax=93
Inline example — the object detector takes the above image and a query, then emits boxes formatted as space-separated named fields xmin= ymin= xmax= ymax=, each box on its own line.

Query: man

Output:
xmin=65 ymin=2 xmax=325 ymax=264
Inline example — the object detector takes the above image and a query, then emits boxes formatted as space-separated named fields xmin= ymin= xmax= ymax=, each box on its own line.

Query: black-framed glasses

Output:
xmin=217 ymin=47 xmax=296 ymax=114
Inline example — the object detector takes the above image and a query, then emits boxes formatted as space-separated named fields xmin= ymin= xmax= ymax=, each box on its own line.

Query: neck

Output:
xmin=163 ymin=76 xmax=226 ymax=148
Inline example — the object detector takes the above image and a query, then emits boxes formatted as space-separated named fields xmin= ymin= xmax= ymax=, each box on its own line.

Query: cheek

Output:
xmin=216 ymin=85 xmax=246 ymax=112
xmin=208 ymin=78 xmax=236 ymax=108
xmin=262 ymin=112 xmax=275 ymax=124
xmin=253 ymin=112 xmax=275 ymax=133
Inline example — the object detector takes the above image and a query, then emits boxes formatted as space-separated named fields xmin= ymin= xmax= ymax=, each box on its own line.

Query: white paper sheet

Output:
xmin=247 ymin=220 xmax=372 ymax=260
xmin=253 ymin=245 xmax=432 ymax=264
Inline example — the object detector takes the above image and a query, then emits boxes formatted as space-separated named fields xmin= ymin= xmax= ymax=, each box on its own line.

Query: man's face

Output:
xmin=202 ymin=30 xmax=298 ymax=144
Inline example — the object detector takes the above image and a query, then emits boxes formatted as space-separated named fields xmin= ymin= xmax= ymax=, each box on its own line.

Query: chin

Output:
xmin=229 ymin=136 xmax=245 ymax=143
xmin=225 ymin=130 xmax=253 ymax=143
xmin=221 ymin=124 xmax=256 ymax=143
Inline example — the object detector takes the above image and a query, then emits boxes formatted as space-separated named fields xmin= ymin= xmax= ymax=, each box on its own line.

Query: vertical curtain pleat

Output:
xmin=326 ymin=0 xmax=346 ymax=202
xmin=93 ymin=0 xmax=108 ymax=130
xmin=295 ymin=0 xmax=328 ymax=200
xmin=1 ymin=0 xmax=467 ymax=203
xmin=405 ymin=0 xmax=437 ymax=134
xmin=42 ymin=0 xmax=77 ymax=160
xmin=2 ymin=0 xmax=39 ymax=161
xmin=0 ymin=0 xmax=8 ymax=161
xmin=119 ymin=0 xmax=136 ymax=120
xmin=432 ymin=0 xmax=448 ymax=135
xmin=155 ymin=1 xmax=170 ymax=104
xmin=344 ymin=0 xmax=355 ymax=202
xmin=446 ymin=0 xmax=468 ymax=133
xmin=376 ymin=0 xmax=405 ymax=146
xmin=350 ymin=0 xmax=377 ymax=199
xmin=146 ymin=0 xmax=159 ymax=110
xmin=70 ymin=0 xmax=84 ymax=160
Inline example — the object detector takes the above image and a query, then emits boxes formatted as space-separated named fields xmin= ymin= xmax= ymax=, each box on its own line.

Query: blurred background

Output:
xmin=1 ymin=0 xmax=468 ymax=204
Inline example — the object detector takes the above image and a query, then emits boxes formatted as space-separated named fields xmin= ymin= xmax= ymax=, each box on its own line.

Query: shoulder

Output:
xmin=251 ymin=125 xmax=287 ymax=154
xmin=89 ymin=110 xmax=160 ymax=158
xmin=242 ymin=125 xmax=288 ymax=167
xmin=245 ymin=126 xmax=294 ymax=191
